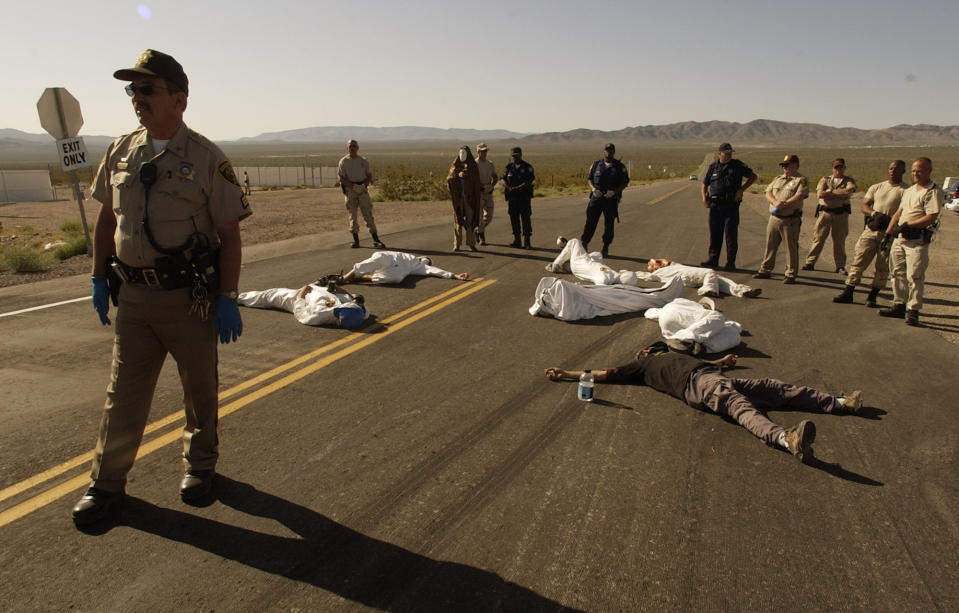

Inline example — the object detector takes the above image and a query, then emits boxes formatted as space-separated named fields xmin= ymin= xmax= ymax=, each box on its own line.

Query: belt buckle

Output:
xmin=142 ymin=268 xmax=160 ymax=286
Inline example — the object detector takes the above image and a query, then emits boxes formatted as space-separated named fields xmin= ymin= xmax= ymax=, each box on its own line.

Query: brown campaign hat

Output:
xmin=779 ymin=154 xmax=800 ymax=166
xmin=114 ymin=49 xmax=189 ymax=95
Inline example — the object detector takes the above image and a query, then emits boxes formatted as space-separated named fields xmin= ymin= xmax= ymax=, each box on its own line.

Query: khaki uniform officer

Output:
xmin=879 ymin=157 xmax=943 ymax=326
xmin=803 ymin=158 xmax=856 ymax=273
xmin=754 ymin=155 xmax=808 ymax=284
xmin=72 ymin=49 xmax=252 ymax=526
xmin=337 ymin=139 xmax=385 ymax=249
xmin=833 ymin=160 xmax=906 ymax=306
xmin=474 ymin=143 xmax=498 ymax=245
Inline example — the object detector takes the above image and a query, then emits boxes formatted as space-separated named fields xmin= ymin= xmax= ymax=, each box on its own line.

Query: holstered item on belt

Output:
xmin=105 ymin=256 xmax=122 ymax=306
xmin=866 ymin=211 xmax=892 ymax=231
xmin=816 ymin=203 xmax=852 ymax=216
xmin=709 ymin=194 xmax=738 ymax=204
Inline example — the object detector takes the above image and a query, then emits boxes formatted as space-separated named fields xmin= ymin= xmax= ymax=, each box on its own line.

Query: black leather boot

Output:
xmin=509 ymin=235 xmax=522 ymax=248
xmin=372 ymin=233 xmax=386 ymax=248
xmin=351 ymin=232 xmax=360 ymax=248
xmin=865 ymin=287 xmax=880 ymax=308
xmin=833 ymin=285 xmax=854 ymax=304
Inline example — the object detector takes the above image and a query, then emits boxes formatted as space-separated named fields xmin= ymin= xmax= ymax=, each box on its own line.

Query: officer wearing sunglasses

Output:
xmin=73 ymin=49 xmax=253 ymax=525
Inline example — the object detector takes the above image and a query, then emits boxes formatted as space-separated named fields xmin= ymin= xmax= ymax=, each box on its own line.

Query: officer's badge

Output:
xmin=117 ymin=162 xmax=128 ymax=170
xmin=218 ymin=161 xmax=241 ymax=186
xmin=178 ymin=162 xmax=195 ymax=181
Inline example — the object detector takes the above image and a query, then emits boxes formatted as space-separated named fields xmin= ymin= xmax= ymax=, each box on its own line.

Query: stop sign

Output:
xmin=37 ymin=88 xmax=84 ymax=139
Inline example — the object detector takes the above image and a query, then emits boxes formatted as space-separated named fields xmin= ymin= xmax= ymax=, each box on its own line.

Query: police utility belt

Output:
xmin=771 ymin=210 xmax=801 ymax=219
xmin=111 ymin=252 xmax=218 ymax=291
xmin=899 ymin=225 xmax=929 ymax=242
xmin=709 ymin=194 xmax=739 ymax=204
xmin=816 ymin=203 xmax=852 ymax=215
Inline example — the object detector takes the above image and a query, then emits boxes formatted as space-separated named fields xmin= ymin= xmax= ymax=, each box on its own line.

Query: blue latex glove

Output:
xmin=92 ymin=275 xmax=111 ymax=325
xmin=214 ymin=295 xmax=243 ymax=344
xmin=770 ymin=207 xmax=779 ymax=216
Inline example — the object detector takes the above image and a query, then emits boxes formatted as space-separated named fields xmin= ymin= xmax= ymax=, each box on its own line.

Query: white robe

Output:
xmin=545 ymin=238 xmax=627 ymax=285
xmin=529 ymin=276 xmax=685 ymax=321
xmin=238 ymin=285 xmax=367 ymax=327
xmin=353 ymin=251 xmax=456 ymax=284
xmin=644 ymin=298 xmax=742 ymax=353
xmin=635 ymin=263 xmax=755 ymax=298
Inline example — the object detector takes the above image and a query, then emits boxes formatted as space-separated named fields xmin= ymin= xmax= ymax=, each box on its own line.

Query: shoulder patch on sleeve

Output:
xmin=218 ymin=161 xmax=240 ymax=186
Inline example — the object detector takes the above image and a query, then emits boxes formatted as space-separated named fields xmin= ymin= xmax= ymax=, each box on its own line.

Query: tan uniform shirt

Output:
xmin=816 ymin=175 xmax=856 ymax=208
xmin=337 ymin=155 xmax=371 ymax=183
xmin=863 ymin=181 xmax=907 ymax=216
xmin=899 ymin=182 xmax=943 ymax=225
xmin=91 ymin=124 xmax=252 ymax=268
xmin=765 ymin=173 xmax=809 ymax=215
xmin=476 ymin=159 xmax=497 ymax=189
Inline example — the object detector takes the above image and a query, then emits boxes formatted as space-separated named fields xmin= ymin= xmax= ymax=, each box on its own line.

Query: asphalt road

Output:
xmin=1 ymin=181 xmax=957 ymax=612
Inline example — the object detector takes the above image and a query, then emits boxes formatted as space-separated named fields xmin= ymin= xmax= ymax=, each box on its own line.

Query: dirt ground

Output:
xmin=0 ymin=187 xmax=453 ymax=287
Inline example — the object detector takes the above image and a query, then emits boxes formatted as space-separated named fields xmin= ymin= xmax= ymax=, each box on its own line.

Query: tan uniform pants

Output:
xmin=478 ymin=190 xmax=494 ymax=232
xmin=846 ymin=227 xmax=889 ymax=289
xmin=90 ymin=284 xmax=219 ymax=492
xmin=345 ymin=188 xmax=377 ymax=235
xmin=758 ymin=216 xmax=802 ymax=278
xmin=805 ymin=210 xmax=849 ymax=269
xmin=890 ymin=237 xmax=929 ymax=311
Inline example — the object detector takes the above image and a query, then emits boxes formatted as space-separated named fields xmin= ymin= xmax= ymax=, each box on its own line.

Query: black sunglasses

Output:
xmin=124 ymin=82 xmax=169 ymax=97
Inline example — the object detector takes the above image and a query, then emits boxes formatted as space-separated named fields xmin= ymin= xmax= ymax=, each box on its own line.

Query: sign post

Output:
xmin=37 ymin=87 xmax=93 ymax=257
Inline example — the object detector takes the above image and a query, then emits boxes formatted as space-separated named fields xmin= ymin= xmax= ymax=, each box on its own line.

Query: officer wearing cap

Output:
xmin=502 ymin=146 xmax=535 ymax=249
xmin=581 ymin=143 xmax=630 ymax=257
xmin=701 ymin=143 xmax=756 ymax=271
xmin=802 ymin=158 xmax=857 ymax=273
xmin=474 ymin=143 xmax=498 ymax=245
xmin=878 ymin=157 xmax=943 ymax=326
xmin=72 ymin=49 xmax=252 ymax=525
xmin=754 ymin=154 xmax=808 ymax=284
xmin=337 ymin=139 xmax=385 ymax=249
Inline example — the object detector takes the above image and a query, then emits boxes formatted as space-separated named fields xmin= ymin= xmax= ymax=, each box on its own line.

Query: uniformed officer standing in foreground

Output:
xmin=582 ymin=143 xmax=629 ymax=258
xmin=802 ymin=158 xmax=857 ymax=273
xmin=701 ymin=142 xmax=756 ymax=271
xmin=73 ymin=49 xmax=252 ymax=525
xmin=502 ymin=147 xmax=535 ymax=249
xmin=474 ymin=143 xmax=498 ymax=245
xmin=833 ymin=160 xmax=906 ymax=306
xmin=338 ymin=139 xmax=385 ymax=249
xmin=878 ymin=157 xmax=943 ymax=326
xmin=753 ymin=155 xmax=808 ymax=284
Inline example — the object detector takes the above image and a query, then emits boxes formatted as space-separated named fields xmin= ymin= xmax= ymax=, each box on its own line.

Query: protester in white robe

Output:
xmin=238 ymin=284 xmax=367 ymax=328
xmin=645 ymin=297 xmax=742 ymax=354
xmin=544 ymin=237 xmax=636 ymax=285
xmin=636 ymin=259 xmax=761 ymax=298
xmin=337 ymin=251 xmax=469 ymax=284
xmin=529 ymin=276 xmax=684 ymax=321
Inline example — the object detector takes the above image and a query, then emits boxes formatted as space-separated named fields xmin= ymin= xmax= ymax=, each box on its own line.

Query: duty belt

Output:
xmin=111 ymin=258 xmax=193 ymax=289
xmin=817 ymin=204 xmax=851 ymax=214
xmin=709 ymin=194 xmax=738 ymax=202
xmin=771 ymin=210 xmax=801 ymax=219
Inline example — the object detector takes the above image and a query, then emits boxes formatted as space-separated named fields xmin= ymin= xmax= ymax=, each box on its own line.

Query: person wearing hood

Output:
xmin=447 ymin=145 xmax=482 ymax=251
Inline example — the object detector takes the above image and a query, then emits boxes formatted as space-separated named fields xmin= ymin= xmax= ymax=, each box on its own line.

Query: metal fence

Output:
xmin=235 ymin=166 xmax=339 ymax=188
xmin=0 ymin=170 xmax=55 ymax=203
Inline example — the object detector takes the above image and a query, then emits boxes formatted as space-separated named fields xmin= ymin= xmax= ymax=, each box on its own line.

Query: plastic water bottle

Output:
xmin=577 ymin=370 xmax=595 ymax=402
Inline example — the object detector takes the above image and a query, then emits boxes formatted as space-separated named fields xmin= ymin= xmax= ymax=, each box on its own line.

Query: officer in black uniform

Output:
xmin=581 ymin=143 xmax=630 ymax=257
xmin=701 ymin=143 xmax=757 ymax=271
xmin=502 ymin=147 xmax=536 ymax=249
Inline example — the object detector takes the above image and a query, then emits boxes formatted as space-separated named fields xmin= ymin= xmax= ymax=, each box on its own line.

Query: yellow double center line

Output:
xmin=647 ymin=183 xmax=691 ymax=205
xmin=0 ymin=278 xmax=496 ymax=528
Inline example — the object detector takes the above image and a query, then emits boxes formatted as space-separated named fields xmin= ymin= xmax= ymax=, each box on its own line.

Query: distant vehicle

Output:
xmin=688 ymin=175 xmax=697 ymax=181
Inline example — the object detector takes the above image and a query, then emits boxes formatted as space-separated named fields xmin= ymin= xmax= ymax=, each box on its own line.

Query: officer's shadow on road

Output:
xmin=116 ymin=476 xmax=581 ymax=613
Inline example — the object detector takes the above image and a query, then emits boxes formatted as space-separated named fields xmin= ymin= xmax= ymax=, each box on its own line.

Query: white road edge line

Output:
xmin=0 ymin=296 xmax=88 ymax=319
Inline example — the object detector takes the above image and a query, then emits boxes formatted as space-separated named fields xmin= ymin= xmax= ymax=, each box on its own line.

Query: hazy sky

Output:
xmin=4 ymin=0 xmax=956 ymax=141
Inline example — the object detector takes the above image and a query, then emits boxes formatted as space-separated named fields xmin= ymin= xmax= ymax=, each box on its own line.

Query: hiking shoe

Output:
xmin=905 ymin=309 xmax=920 ymax=326
xmin=784 ymin=420 xmax=816 ymax=462
xmin=842 ymin=390 xmax=863 ymax=414
xmin=744 ymin=288 xmax=762 ymax=298
xmin=879 ymin=304 xmax=906 ymax=319
xmin=801 ymin=263 xmax=814 ymax=271
xmin=783 ymin=276 xmax=796 ymax=285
